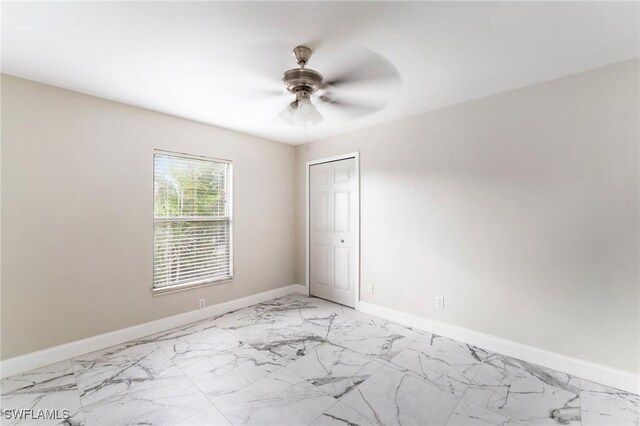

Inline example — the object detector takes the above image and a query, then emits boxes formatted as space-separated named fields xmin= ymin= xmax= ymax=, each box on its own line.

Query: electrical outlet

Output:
xmin=368 ymin=284 xmax=374 ymax=294
xmin=436 ymin=296 xmax=445 ymax=309
xmin=198 ymin=299 xmax=206 ymax=310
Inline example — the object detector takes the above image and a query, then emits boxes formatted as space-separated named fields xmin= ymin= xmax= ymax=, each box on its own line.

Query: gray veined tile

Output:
xmin=217 ymin=295 xmax=350 ymax=342
xmin=77 ymin=318 xmax=219 ymax=366
xmin=214 ymin=295 xmax=326 ymax=332
xmin=72 ymin=345 xmax=172 ymax=406
xmin=362 ymin=317 xmax=428 ymax=340
xmin=295 ymin=308 xmax=358 ymax=339
xmin=463 ymin=355 xmax=581 ymax=425
xmin=580 ymin=380 xmax=639 ymax=426
xmin=158 ymin=326 xmax=242 ymax=369
xmin=325 ymin=322 xmax=414 ymax=363
xmin=340 ymin=365 xmax=461 ymax=425
xmin=211 ymin=306 xmax=271 ymax=330
xmin=80 ymin=372 xmax=211 ymax=426
xmin=214 ymin=367 xmax=336 ymax=425
xmin=71 ymin=334 xmax=163 ymax=368
xmin=287 ymin=344 xmax=384 ymax=399
xmin=310 ymin=402 xmax=379 ymax=426
xmin=176 ymin=405 xmax=232 ymax=426
xmin=72 ymin=345 xmax=210 ymax=425
xmin=327 ymin=307 xmax=428 ymax=341
xmin=68 ymin=320 xmax=217 ymax=371
xmin=301 ymin=296 xmax=358 ymax=315
xmin=310 ymin=306 xmax=431 ymax=345
xmin=258 ymin=292 xmax=311 ymax=305
xmin=6 ymin=293 xmax=636 ymax=426
xmin=388 ymin=334 xmax=490 ymax=396
xmin=180 ymin=344 xmax=282 ymax=402
xmin=231 ymin=325 xmax=327 ymax=365
xmin=0 ymin=360 xmax=85 ymax=426
xmin=446 ymin=400 xmax=509 ymax=426
xmin=272 ymin=293 xmax=352 ymax=312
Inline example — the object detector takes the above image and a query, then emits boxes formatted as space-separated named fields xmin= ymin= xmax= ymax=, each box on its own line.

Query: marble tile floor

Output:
xmin=1 ymin=293 xmax=638 ymax=426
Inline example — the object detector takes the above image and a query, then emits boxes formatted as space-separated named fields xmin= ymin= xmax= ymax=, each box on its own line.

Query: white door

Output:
xmin=309 ymin=158 xmax=358 ymax=307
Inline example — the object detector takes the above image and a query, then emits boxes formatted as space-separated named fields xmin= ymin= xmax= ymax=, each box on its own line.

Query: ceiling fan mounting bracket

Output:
xmin=292 ymin=45 xmax=312 ymax=66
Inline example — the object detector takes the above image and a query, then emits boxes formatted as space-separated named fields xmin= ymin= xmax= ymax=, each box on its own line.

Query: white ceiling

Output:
xmin=2 ymin=1 xmax=638 ymax=144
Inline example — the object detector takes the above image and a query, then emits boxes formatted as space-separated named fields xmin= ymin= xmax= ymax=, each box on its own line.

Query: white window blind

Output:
xmin=153 ymin=152 xmax=232 ymax=293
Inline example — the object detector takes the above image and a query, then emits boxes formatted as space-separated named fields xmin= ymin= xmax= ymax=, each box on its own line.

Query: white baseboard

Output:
xmin=0 ymin=284 xmax=306 ymax=379
xmin=358 ymin=301 xmax=639 ymax=395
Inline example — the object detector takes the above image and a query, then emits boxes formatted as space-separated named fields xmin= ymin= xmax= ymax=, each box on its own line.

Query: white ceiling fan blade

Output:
xmin=317 ymin=95 xmax=385 ymax=120
xmin=317 ymin=80 xmax=398 ymax=120
xmin=320 ymin=46 xmax=401 ymax=89
xmin=213 ymin=40 xmax=297 ymax=84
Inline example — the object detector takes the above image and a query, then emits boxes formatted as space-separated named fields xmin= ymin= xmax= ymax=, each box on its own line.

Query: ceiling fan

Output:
xmin=280 ymin=46 xmax=325 ymax=126
xmin=248 ymin=44 xmax=401 ymax=126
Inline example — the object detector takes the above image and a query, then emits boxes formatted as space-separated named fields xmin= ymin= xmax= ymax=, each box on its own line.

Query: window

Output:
xmin=153 ymin=152 xmax=232 ymax=294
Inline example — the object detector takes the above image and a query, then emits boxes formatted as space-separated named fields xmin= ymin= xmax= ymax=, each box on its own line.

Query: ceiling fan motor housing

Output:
xmin=282 ymin=68 xmax=323 ymax=94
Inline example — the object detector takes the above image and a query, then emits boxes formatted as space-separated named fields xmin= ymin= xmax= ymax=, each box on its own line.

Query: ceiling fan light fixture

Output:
xmin=278 ymin=102 xmax=300 ymax=126
xmin=298 ymin=97 xmax=313 ymax=114
xmin=279 ymin=91 xmax=323 ymax=126
xmin=301 ymin=100 xmax=324 ymax=125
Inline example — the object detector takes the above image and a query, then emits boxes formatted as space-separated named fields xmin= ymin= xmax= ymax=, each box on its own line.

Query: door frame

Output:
xmin=305 ymin=152 xmax=360 ymax=309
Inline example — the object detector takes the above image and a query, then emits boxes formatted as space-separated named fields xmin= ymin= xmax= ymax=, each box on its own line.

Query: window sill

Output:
xmin=152 ymin=276 xmax=233 ymax=296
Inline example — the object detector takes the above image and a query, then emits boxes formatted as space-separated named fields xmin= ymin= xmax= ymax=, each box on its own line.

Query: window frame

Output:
xmin=152 ymin=150 xmax=233 ymax=295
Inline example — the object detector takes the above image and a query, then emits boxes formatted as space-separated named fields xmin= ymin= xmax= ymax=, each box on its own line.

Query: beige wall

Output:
xmin=1 ymin=75 xmax=297 ymax=359
xmin=295 ymin=59 xmax=640 ymax=373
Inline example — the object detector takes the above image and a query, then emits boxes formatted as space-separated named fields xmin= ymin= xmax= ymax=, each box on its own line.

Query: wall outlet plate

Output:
xmin=368 ymin=284 xmax=374 ymax=294
xmin=199 ymin=299 xmax=206 ymax=310
xmin=436 ymin=296 xmax=445 ymax=309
